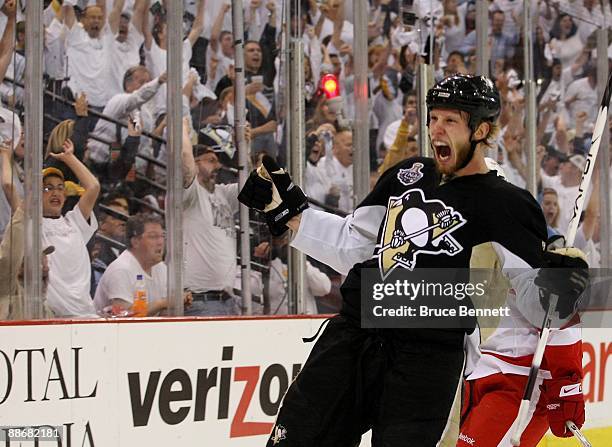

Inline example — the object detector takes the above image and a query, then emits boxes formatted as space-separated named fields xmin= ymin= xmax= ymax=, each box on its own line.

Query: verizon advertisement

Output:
xmin=0 ymin=318 xmax=610 ymax=446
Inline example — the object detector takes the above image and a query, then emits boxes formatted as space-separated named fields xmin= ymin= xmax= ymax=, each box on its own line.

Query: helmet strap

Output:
xmin=458 ymin=117 xmax=489 ymax=170
xmin=457 ymin=137 xmax=479 ymax=170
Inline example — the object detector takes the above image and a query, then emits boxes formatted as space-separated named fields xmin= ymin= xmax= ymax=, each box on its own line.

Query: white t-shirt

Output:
xmin=146 ymin=39 xmax=192 ymax=117
xmin=65 ymin=23 xmax=113 ymax=107
xmin=88 ymin=77 xmax=162 ymax=164
xmin=183 ymin=179 xmax=239 ymax=292
xmin=104 ymin=22 xmax=145 ymax=98
xmin=43 ymin=207 xmax=98 ymax=317
xmin=94 ymin=249 xmax=167 ymax=312
xmin=490 ymin=0 xmax=523 ymax=36
xmin=541 ymin=173 xmax=591 ymax=236
xmin=44 ymin=18 xmax=67 ymax=81
xmin=267 ymin=258 xmax=331 ymax=315
xmin=308 ymin=155 xmax=354 ymax=213
xmin=565 ymin=76 xmax=598 ymax=127
xmin=549 ymin=34 xmax=584 ymax=71
xmin=319 ymin=19 xmax=355 ymax=48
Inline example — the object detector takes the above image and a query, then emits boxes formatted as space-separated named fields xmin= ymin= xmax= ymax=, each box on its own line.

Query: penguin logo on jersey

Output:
xmin=376 ymin=188 xmax=466 ymax=277
xmin=397 ymin=162 xmax=424 ymax=186
xmin=271 ymin=425 xmax=287 ymax=444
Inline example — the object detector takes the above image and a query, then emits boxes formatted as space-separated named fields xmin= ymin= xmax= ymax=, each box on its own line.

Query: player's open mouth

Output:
xmin=433 ymin=141 xmax=452 ymax=161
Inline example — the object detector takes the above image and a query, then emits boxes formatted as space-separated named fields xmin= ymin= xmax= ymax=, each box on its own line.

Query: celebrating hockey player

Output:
xmin=238 ymin=74 xmax=588 ymax=447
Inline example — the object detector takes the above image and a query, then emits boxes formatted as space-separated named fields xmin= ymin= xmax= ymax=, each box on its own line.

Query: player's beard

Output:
xmin=433 ymin=140 xmax=472 ymax=176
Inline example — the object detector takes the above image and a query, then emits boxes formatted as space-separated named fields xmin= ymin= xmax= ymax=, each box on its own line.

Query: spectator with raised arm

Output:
xmin=42 ymin=139 xmax=100 ymax=317
xmin=143 ymin=0 xmax=205 ymax=117
xmin=0 ymin=108 xmax=23 ymax=237
xmin=0 ymin=0 xmax=15 ymax=86
xmin=87 ymin=68 xmax=167 ymax=183
xmin=0 ymin=141 xmax=54 ymax=320
xmin=61 ymin=0 xmax=111 ymax=112
xmin=105 ymin=0 xmax=149 ymax=97
xmin=180 ymin=118 xmax=241 ymax=316
xmin=207 ymin=3 xmax=234 ymax=92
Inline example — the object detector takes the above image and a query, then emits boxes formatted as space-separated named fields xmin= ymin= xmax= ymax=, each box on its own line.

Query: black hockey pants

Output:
xmin=265 ymin=315 xmax=465 ymax=447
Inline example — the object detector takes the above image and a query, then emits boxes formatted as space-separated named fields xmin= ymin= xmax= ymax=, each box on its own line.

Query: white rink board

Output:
xmin=0 ymin=317 xmax=609 ymax=446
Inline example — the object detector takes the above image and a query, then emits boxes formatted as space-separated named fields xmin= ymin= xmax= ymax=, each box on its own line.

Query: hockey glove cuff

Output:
xmin=542 ymin=375 xmax=585 ymax=437
xmin=260 ymin=156 xmax=309 ymax=236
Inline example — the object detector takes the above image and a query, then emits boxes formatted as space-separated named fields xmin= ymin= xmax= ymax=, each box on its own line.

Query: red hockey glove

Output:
xmin=542 ymin=375 xmax=585 ymax=437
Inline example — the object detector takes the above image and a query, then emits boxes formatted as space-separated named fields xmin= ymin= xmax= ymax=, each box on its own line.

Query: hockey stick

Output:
xmin=566 ymin=421 xmax=593 ymax=447
xmin=510 ymin=71 xmax=612 ymax=446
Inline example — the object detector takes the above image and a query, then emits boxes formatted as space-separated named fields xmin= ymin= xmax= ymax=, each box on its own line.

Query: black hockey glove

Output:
xmin=534 ymin=236 xmax=589 ymax=320
xmin=238 ymin=156 xmax=309 ymax=236
xmin=237 ymin=168 xmax=274 ymax=211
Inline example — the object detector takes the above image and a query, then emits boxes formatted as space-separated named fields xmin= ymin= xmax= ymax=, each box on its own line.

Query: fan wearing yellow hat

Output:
xmin=42 ymin=139 xmax=100 ymax=318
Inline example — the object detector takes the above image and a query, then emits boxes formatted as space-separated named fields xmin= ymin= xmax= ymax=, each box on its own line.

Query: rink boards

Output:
xmin=0 ymin=316 xmax=609 ymax=446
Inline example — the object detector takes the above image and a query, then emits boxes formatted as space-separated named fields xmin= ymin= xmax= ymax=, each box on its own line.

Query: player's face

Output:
xmin=428 ymin=108 xmax=473 ymax=175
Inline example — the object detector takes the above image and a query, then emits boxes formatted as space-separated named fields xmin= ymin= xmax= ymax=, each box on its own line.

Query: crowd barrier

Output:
xmin=0 ymin=315 xmax=609 ymax=446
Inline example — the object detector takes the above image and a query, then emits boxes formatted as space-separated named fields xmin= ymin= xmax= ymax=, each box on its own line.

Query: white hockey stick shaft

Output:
xmin=510 ymin=71 xmax=612 ymax=446
xmin=566 ymin=421 xmax=593 ymax=447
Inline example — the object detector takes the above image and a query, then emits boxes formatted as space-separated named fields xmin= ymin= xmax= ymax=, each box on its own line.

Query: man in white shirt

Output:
xmin=42 ymin=139 xmax=100 ymax=318
xmin=105 ymin=0 xmax=148 ymax=98
xmin=207 ymin=3 xmax=235 ymax=92
xmin=143 ymin=0 xmax=205 ymax=118
xmin=307 ymin=129 xmax=354 ymax=213
xmin=181 ymin=121 xmax=241 ymax=316
xmin=61 ymin=1 xmax=112 ymax=109
xmin=564 ymin=63 xmax=598 ymax=128
xmin=94 ymin=213 xmax=191 ymax=316
xmin=87 ymin=67 xmax=166 ymax=167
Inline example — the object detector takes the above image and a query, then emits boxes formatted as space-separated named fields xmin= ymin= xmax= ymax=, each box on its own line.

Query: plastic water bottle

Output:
xmin=132 ymin=274 xmax=148 ymax=317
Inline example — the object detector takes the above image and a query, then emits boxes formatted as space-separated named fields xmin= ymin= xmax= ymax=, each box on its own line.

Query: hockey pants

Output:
xmin=457 ymin=373 xmax=548 ymax=447
xmin=266 ymin=315 xmax=465 ymax=447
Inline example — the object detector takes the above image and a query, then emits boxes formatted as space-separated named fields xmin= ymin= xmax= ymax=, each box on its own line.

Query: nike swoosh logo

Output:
xmin=559 ymin=383 xmax=582 ymax=397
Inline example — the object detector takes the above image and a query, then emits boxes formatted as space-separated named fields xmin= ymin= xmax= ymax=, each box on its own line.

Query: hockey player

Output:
xmin=238 ymin=74 xmax=588 ymax=446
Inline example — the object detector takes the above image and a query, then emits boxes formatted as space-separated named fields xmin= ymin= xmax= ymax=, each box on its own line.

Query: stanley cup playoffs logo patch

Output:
xmin=376 ymin=188 xmax=466 ymax=278
xmin=397 ymin=162 xmax=424 ymax=186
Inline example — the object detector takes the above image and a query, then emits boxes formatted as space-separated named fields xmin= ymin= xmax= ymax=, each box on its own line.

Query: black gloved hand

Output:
xmin=260 ymin=156 xmax=309 ymax=236
xmin=238 ymin=168 xmax=273 ymax=211
xmin=534 ymin=236 xmax=589 ymax=320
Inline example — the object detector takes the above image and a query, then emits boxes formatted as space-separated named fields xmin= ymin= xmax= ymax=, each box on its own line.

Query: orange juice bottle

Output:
xmin=132 ymin=274 xmax=148 ymax=317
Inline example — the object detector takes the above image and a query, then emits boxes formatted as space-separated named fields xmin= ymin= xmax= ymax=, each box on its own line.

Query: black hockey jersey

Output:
xmin=337 ymin=157 xmax=548 ymax=321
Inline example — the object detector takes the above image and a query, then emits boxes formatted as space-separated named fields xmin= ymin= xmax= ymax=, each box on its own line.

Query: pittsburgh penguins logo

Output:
xmin=397 ymin=162 xmax=425 ymax=186
xmin=271 ymin=425 xmax=287 ymax=445
xmin=376 ymin=188 xmax=466 ymax=278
